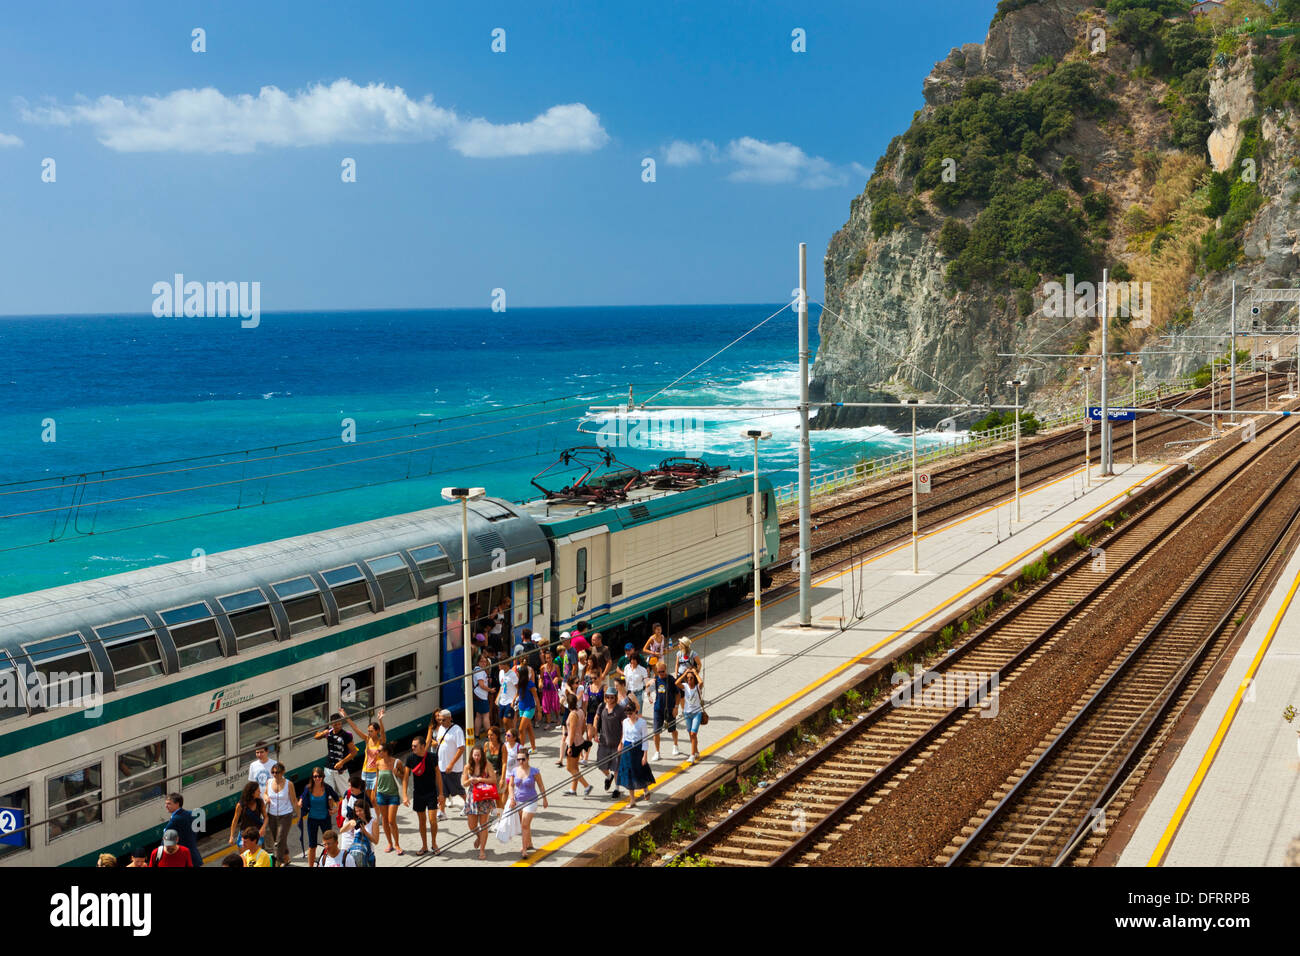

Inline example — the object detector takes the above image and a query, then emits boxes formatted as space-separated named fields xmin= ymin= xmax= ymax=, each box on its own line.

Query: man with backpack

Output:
xmin=149 ymin=829 xmax=194 ymax=867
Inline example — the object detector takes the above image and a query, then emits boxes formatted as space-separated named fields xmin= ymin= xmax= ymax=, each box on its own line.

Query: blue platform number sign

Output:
xmin=1087 ymin=406 xmax=1136 ymax=422
xmin=0 ymin=807 xmax=23 ymax=847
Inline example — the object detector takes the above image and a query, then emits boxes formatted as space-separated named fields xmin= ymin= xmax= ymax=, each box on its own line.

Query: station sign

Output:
xmin=1087 ymin=406 xmax=1136 ymax=422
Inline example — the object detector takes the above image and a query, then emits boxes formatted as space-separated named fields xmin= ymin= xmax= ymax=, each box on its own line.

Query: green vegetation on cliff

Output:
xmin=1199 ymin=117 xmax=1265 ymax=270
xmin=899 ymin=63 xmax=1112 ymax=208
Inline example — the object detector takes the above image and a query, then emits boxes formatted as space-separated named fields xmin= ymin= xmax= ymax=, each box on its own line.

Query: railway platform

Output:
xmin=1115 ymin=527 xmax=1300 ymax=868
xmin=196 ymin=459 xmax=1174 ymax=867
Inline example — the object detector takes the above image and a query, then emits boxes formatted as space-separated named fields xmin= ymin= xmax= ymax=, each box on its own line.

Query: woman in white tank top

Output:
xmin=264 ymin=762 xmax=297 ymax=865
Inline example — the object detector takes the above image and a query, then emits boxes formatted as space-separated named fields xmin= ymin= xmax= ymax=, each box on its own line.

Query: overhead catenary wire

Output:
xmin=814 ymin=301 xmax=975 ymax=406
xmin=638 ymin=301 xmax=794 ymax=407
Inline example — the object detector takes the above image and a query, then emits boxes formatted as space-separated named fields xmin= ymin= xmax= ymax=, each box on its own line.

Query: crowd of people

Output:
xmin=101 ymin=620 xmax=707 ymax=867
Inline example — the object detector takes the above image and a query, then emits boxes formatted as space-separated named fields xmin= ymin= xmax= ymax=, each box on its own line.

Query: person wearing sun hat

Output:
xmin=673 ymin=636 xmax=702 ymax=726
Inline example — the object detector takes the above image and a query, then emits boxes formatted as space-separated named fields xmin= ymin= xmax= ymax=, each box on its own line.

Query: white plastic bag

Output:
xmin=495 ymin=800 xmax=521 ymax=845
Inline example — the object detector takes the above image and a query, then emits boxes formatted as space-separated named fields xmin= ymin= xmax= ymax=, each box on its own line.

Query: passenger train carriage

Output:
xmin=0 ymin=456 xmax=776 ymax=866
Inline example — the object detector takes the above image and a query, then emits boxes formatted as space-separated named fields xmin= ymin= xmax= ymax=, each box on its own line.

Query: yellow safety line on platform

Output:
xmin=517 ymin=464 xmax=1171 ymax=866
xmin=1145 ymin=562 xmax=1300 ymax=867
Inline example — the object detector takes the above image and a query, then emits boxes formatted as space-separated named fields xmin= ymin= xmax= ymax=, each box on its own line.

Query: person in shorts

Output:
xmin=496 ymin=657 xmax=519 ymax=735
xmin=403 ymin=723 xmax=440 ymax=854
xmin=472 ymin=652 xmax=492 ymax=738
xmin=651 ymin=660 xmax=680 ymax=762
xmin=298 ymin=767 xmax=339 ymax=868
xmin=434 ymin=709 xmax=467 ymax=819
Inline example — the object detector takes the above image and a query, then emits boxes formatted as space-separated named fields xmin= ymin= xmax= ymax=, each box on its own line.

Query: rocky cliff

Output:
xmin=814 ymin=0 xmax=1300 ymax=430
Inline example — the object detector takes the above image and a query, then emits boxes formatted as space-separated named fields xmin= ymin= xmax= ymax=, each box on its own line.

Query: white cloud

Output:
xmin=726 ymin=137 xmax=867 ymax=188
xmin=663 ymin=135 xmax=863 ymax=189
xmin=664 ymin=139 xmax=717 ymax=166
xmin=0 ymin=132 xmax=21 ymax=148
xmin=454 ymin=103 xmax=608 ymax=158
xmin=20 ymin=79 xmax=609 ymax=157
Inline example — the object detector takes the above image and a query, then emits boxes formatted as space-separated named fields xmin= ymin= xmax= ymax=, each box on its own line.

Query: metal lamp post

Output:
xmin=1078 ymin=366 xmax=1095 ymax=487
xmin=905 ymin=399 xmax=921 ymax=572
xmin=743 ymin=430 xmax=771 ymax=654
xmin=442 ymin=486 xmax=485 ymax=747
xmin=1004 ymin=381 xmax=1024 ymax=521
xmin=1125 ymin=359 xmax=1141 ymax=465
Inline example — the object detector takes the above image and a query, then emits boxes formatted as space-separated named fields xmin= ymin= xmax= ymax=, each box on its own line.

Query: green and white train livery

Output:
xmin=0 ymin=466 xmax=776 ymax=866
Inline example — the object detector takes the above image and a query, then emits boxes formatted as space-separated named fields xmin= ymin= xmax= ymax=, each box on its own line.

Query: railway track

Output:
xmin=940 ymin=426 xmax=1300 ymax=867
xmin=678 ymin=401 xmax=1297 ymax=866
xmin=768 ymin=378 xmax=1271 ymax=588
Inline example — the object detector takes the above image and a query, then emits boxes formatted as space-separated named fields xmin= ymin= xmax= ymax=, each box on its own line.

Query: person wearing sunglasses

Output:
xmin=264 ymin=762 xmax=297 ymax=865
xmin=501 ymin=748 xmax=548 ymax=859
xmin=299 ymin=766 xmax=339 ymax=868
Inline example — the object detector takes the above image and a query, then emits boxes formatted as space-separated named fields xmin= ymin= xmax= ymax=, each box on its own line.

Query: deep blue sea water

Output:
xmin=0 ymin=306 xmax=942 ymax=598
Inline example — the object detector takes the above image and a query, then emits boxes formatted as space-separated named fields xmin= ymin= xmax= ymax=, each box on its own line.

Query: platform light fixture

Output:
xmin=1125 ymin=359 xmax=1141 ymax=465
xmin=442 ymin=486 xmax=486 ymax=746
xmin=1078 ymin=366 xmax=1096 ymax=487
xmin=743 ymin=430 xmax=771 ymax=654
xmin=1004 ymin=382 xmax=1025 ymax=522
xmin=904 ymin=400 xmax=922 ymax=573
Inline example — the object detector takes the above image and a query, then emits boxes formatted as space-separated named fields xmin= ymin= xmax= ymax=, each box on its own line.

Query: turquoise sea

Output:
xmin=0 ymin=306 xmax=942 ymax=599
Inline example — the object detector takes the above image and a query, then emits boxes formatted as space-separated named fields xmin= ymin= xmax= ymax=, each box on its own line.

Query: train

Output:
xmin=0 ymin=451 xmax=778 ymax=866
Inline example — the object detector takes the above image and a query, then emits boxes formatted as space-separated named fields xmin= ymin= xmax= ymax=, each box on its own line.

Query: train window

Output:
xmin=180 ymin=721 xmax=225 ymax=785
xmin=161 ymin=604 xmax=226 ymax=669
xmin=291 ymin=684 xmax=330 ymax=744
xmin=367 ymin=554 xmax=415 ymax=607
xmin=341 ymin=667 xmax=374 ymax=713
xmin=747 ymin=494 xmax=770 ymax=519
xmin=22 ymin=634 xmax=96 ymax=708
xmin=532 ymin=574 xmax=544 ymax=619
xmin=46 ymin=763 xmax=102 ymax=842
xmin=0 ymin=651 xmax=26 ymax=720
xmin=384 ymin=654 xmax=417 ymax=706
xmin=272 ymin=578 xmax=327 ymax=635
xmin=116 ymin=740 xmax=166 ymax=815
xmin=96 ymin=618 xmax=166 ymax=687
xmin=410 ymin=543 xmax=453 ymax=582
xmin=323 ymin=565 xmax=373 ymax=621
xmin=238 ymin=702 xmax=280 ymax=765
xmin=576 ymin=547 xmax=588 ymax=595
xmin=219 ymin=590 xmax=278 ymax=651
xmin=0 ymin=787 xmax=30 ymax=859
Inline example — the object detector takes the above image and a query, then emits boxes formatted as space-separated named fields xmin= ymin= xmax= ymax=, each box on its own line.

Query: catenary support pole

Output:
xmin=911 ymin=403 xmax=919 ymax=573
xmin=1132 ymin=368 xmax=1138 ymax=465
xmin=752 ymin=436 xmax=763 ymax=655
xmin=798 ymin=243 xmax=812 ymax=627
xmin=461 ymin=497 xmax=473 ymax=748
xmin=1014 ymin=383 xmax=1021 ymax=520
xmin=1101 ymin=269 xmax=1112 ymax=475
xmin=1231 ymin=280 xmax=1237 ymax=416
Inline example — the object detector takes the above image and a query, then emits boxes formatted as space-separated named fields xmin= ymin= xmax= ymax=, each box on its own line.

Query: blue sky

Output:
xmin=0 ymin=0 xmax=1000 ymax=313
